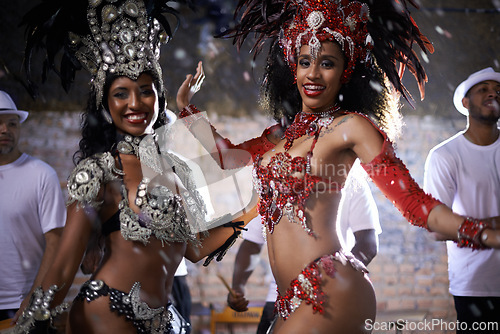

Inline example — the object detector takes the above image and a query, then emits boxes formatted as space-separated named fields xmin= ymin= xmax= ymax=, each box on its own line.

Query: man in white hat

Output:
xmin=0 ymin=90 xmax=66 ymax=324
xmin=424 ymin=68 xmax=500 ymax=332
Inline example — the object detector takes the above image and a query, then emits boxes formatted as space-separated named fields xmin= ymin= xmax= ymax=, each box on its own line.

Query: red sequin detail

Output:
xmin=283 ymin=112 xmax=323 ymax=150
xmin=281 ymin=0 xmax=373 ymax=82
xmin=319 ymin=255 xmax=337 ymax=278
xmin=216 ymin=127 xmax=278 ymax=169
xmin=178 ymin=104 xmax=207 ymax=129
xmin=457 ymin=218 xmax=489 ymax=250
xmin=275 ymin=261 xmax=325 ymax=320
xmin=255 ymin=151 xmax=320 ymax=234
xmin=275 ymin=251 xmax=367 ymax=320
xmin=233 ymin=126 xmax=279 ymax=161
xmin=254 ymin=111 xmax=339 ymax=235
xmin=179 ymin=104 xmax=200 ymax=118
xmin=361 ymin=138 xmax=442 ymax=229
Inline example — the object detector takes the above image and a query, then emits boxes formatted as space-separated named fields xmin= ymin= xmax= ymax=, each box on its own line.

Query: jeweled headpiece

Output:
xmin=71 ymin=0 xmax=168 ymax=105
xmin=22 ymin=0 xmax=187 ymax=106
xmin=224 ymin=0 xmax=434 ymax=103
xmin=281 ymin=0 xmax=372 ymax=82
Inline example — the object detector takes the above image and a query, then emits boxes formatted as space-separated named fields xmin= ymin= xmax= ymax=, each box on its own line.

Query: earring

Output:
xmin=101 ymin=108 xmax=113 ymax=124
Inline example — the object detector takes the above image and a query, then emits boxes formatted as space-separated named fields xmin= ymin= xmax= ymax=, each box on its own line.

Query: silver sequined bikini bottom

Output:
xmin=76 ymin=279 xmax=172 ymax=333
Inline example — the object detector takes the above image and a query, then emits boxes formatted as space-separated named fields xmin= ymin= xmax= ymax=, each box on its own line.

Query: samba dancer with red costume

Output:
xmin=177 ymin=1 xmax=500 ymax=333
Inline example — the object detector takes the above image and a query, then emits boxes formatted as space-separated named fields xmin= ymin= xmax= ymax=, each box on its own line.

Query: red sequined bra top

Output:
xmin=253 ymin=109 xmax=342 ymax=237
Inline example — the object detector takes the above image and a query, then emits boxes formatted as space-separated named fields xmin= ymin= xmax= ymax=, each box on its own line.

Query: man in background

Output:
xmin=0 ymin=90 xmax=66 ymax=323
xmin=424 ymin=67 xmax=500 ymax=333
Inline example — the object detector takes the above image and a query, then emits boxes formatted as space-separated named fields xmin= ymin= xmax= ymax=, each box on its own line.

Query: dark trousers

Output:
xmin=257 ymin=302 xmax=275 ymax=334
xmin=0 ymin=308 xmax=18 ymax=321
xmin=454 ymin=296 xmax=500 ymax=333
xmin=171 ymin=275 xmax=192 ymax=333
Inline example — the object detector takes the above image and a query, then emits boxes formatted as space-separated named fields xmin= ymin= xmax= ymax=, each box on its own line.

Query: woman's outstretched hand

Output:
xmin=177 ymin=61 xmax=205 ymax=111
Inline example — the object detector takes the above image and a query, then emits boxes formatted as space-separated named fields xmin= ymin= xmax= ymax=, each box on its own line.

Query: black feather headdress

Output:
xmin=21 ymin=0 xmax=193 ymax=104
xmin=223 ymin=0 xmax=434 ymax=104
xmin=366 ymin=0 xmax=434 ymax=101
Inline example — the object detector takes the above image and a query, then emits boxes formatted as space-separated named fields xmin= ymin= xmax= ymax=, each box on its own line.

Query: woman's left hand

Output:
xmin=176 ymin=61 xmax=205 ymax=111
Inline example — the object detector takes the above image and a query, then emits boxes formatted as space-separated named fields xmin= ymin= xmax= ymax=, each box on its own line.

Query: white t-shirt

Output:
xmin=243 ymin=162 xmax=381 ymax=301
xmin=424 ymin=131 xmax=500 ymax=297
xmin=0 ymin=154 xmax=66 ymax=309
xmin=241 ymin=217 xmax=276 ymax=302
xmin=337 ymin=161 xmax=381 ymax=250
xmin=175 ymin=258 xmax=188 ymax=276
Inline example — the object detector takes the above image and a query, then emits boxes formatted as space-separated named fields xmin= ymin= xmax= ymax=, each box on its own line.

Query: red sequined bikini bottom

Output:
xmin=275 ymin=250 xmax=368 ymax=320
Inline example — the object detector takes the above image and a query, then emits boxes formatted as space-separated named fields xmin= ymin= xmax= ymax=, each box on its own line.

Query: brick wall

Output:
xmin=18 ymin=111 xmax=466 ymax=333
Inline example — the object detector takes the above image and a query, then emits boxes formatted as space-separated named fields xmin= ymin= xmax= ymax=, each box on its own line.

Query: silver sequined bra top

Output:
xmin=67 ymin=151 xmax=205 ymax=245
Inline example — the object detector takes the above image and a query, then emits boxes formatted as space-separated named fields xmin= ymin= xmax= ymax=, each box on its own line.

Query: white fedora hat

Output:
xmin=0 ymin=90 xmax=29 ymax=123
xmin=453 ymin=67 xmax=500 ymax=116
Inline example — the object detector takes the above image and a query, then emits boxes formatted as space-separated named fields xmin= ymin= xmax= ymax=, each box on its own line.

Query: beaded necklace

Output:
xmin=116 ymin=134 xmax=142 ymax=157
xmin=114 ymin=133 xmax=202 ymax=245
xmin=116 ymin=134 xmax=163 ymax=174
xmin=283 ymin=105 xmax=340 ymax=150
xmin=254 ymin=105 xmax=341 ymax=237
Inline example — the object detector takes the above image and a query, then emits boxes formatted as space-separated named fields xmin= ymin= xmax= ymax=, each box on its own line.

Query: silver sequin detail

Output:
xmin=14 ymin=285 xmax=70 ymax=334
xmin=67 ymin=152 xmax=119 ymax=209
xmin=72 ymin=0 xmax=168 ymax=106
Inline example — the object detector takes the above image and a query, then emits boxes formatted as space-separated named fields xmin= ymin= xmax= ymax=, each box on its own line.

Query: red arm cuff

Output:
xmin=361 ymin=139 xmax=442 ymax=230
xmin=457 ymin=218 xmax=489 ymax=250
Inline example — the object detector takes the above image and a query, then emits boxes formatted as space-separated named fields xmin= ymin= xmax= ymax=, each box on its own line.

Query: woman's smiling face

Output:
xmin=296 ymin=41 xmax=345 ymax=113
xmin=107 ymin=73 xmax=159 ymax=136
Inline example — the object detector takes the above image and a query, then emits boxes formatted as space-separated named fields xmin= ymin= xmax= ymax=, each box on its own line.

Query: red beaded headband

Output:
xmin=280 ymin=0 xmax=373 ymax=83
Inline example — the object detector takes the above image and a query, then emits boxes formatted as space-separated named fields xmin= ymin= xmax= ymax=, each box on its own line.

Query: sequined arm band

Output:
xmin=14 ymin=285 xmax=70 ymax=334
xmin=67 ymin=152 xmax=119 ymax=210
xmin=361 ymin=139 xmax=442 ymax=230
xmin=178 ymin=104 xmax=201 ymax=118
xmin=203 ymin=221 xmax=247 ymax=266
xmin=457 ymin=218 xmax=489 ymax=250
xmin=178 ymin=104 xmax=208 ymax=129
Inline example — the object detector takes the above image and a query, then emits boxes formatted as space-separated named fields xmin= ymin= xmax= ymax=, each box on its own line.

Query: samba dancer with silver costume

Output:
xmin=14 ymin=0 xmax=255 ymax=333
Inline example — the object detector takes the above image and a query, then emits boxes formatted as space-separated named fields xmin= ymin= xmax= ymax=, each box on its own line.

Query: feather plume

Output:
xmin=365 ymin=0 xmax=434 ymax=102
xmin=222 ymin=0 xmax=295 ymax=56
xmin=20 ymin=0 xmax=193 ymax=98
xmin=222 ymin=0 xmax=433 ymax=104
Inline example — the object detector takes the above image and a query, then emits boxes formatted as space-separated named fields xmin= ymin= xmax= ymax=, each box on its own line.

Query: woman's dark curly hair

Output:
xmin=259 ymin=40 xmax=402 ymax=140
xmin=73 ymin=72 xmax=168 ymax=164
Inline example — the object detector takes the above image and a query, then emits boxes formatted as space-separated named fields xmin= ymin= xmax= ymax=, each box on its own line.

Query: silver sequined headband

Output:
xmin=69 ymin=0 xmax=169 ymax=106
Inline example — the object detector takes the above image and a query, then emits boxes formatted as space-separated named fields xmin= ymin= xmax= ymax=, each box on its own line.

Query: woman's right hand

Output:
xmin=176 ymin=61 xmax=205 ymax=111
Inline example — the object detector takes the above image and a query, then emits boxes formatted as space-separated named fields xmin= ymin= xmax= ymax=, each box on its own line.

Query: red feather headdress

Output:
xmin=225 ymin=0 xmax=434 ymax=103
